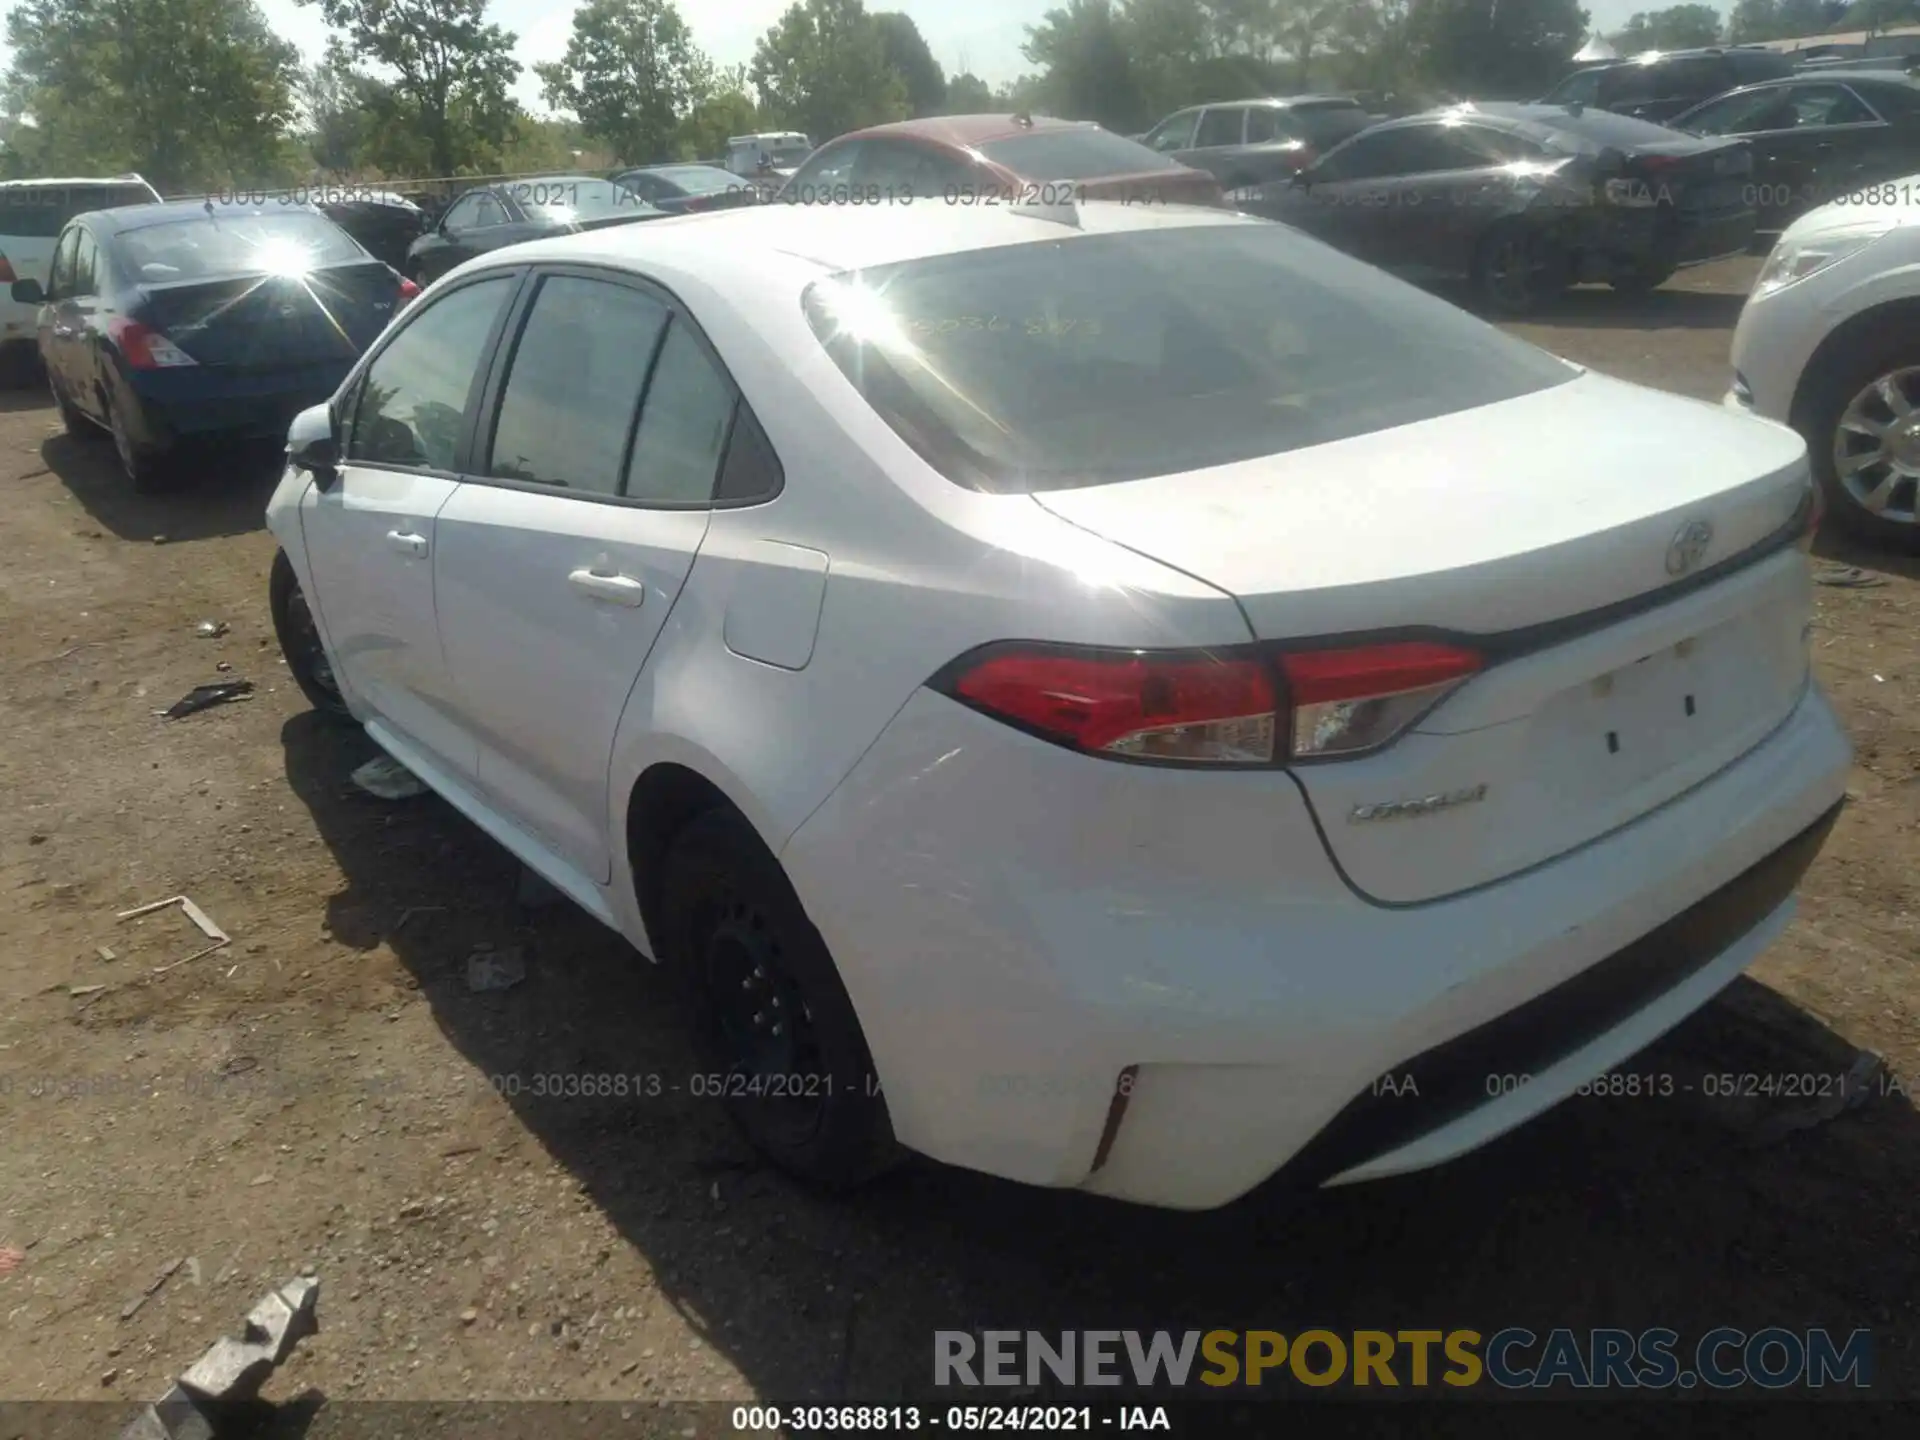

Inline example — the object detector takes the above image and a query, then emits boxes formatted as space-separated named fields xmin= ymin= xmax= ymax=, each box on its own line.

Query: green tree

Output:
xmin=300 ymin=0 xmax=521 ymax=176
xmin=991 ymin=73 xmax=1052 ymax=111
xmin=1120 ymin=0 xmax=1211 ymax=120
xmin=873 ymin=12 xmax=946 ymax=116
xmin=1409 ymin=0 xmax=1590 ymax=98
xmin=1269 ymin=0 xmax=1344 ymax=87
xmin=943 ymin=70 xmax=995 ymax=110
xmin=1023 ymin=0 xmax=1145 ymax=128
xmin=533 ymin=0 xmax=708 ymax=166
xmin=1841 ymin=0 xmax=1920 ymax=28
xmin=1611 ymin=5 xmax=1725 ymax=49
xmin=676 ymin=66 xmax=760 ymax=159
xmin=752 ymin=0 xmax=908 ymax=141
xmin=2 ymin=0 xmax=301 ymax=190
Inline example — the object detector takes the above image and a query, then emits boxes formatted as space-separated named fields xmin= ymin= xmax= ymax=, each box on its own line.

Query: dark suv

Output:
xmin=1540 ymin=47 xmax=1794 ymax=123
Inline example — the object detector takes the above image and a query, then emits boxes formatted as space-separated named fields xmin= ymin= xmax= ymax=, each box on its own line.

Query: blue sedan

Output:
xmin=11 ymin=198 xmax=414 ymax=492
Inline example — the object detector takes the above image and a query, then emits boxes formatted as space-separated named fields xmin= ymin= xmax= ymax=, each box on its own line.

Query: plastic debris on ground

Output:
xmin=466 ymin=946 xmax=526 ymax=993
xmin=161 ymin=680 xmax=253 ymax=719
xmin=350 ymin=753 xmax=428 ymax=800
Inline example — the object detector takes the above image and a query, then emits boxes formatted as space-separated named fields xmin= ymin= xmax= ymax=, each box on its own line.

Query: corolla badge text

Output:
xmin=1349 ymin=783 xmax=1489 ymax=824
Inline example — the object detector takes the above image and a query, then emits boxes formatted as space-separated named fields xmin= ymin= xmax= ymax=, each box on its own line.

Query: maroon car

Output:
xmin=777 ymin=113 xmax=1225 ymax=208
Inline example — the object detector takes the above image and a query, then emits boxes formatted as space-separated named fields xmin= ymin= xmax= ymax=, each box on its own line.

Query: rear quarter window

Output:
xmin=803 ymin=221 xmax=1574 ymax=493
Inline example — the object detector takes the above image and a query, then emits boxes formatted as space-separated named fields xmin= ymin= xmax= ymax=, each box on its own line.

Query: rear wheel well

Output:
xmin=625 ymin=764 xmax=750 ymax=958
xmin=1790 ymin=297 xmax=1920 ymax=430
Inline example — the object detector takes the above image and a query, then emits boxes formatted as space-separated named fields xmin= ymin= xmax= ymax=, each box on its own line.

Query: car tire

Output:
xmin=1609 ymin=264 xmax=1675 ymax=295
xmin=1799 ymin=324 xmax=1920 ymax=552
xmin=105 ymin=388 xmax=169 ymax=494
xmin=270 ymin=549 xmax=352 ymax=719
xmin=656 ymin=808 xmax=900 ymax=1191
xmin=1472 ymin=221 xmax=1565 ymax=316
xmin=51 ymin=376 xmax=93 ymax=438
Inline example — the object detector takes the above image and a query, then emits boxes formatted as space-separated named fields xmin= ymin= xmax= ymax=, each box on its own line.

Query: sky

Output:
xmin=0 ymin=0 xmax=1658 ymax=117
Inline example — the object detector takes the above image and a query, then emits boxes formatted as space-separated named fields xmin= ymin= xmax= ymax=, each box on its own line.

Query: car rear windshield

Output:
xmin=1515 ymin=106 xmax=1695 ymax=147
xmin=118 ymin=211 xmax=366 ymax=281
xmin=0 ymin=183 xmax=157 ymax=237
xmin=646 ymin=166 xmax=737 ymax=194
xmin=976 ymin=129 xmax=1185 ymax=179
xmin=802 ymin=220 xmax=1574 ymax=494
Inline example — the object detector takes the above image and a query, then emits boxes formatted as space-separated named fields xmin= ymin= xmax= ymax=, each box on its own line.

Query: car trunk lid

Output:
xmin=1618 ymin=135 xmax=1753 ymax=213
xmin=137 ymin=261 xmax=400 ymax=367
xmin=1032 ymin=371 xmax=1815 ymax=903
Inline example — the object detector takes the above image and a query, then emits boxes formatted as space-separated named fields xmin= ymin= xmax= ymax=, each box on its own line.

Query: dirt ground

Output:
xmin=2 ymin=256 xmax=1918 ymax=1426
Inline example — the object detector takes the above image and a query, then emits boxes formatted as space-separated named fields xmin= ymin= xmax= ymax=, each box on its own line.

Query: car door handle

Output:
xmin=568 ymin=568 xmax=647 ymax=606
xmin=385 ymin=529 xmax=428 ymax=558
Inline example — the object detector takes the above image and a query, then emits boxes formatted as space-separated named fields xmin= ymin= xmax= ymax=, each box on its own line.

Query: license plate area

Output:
xmin=1578 ymin=638 xmax=1715 ymax=786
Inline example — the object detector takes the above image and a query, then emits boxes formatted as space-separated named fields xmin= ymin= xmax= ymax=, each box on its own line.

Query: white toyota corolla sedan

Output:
xmin=265 ymin=197 xmax=1850 ymax=1210
xmin=1727 ymin=178 xmax=1920 ymax=552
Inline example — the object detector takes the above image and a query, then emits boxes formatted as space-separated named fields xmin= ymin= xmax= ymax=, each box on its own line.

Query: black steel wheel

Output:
xmin=658 ymin=809 xmax=898 ymax=1188
xmin=270 ymin=549 xmax=351 ymax=719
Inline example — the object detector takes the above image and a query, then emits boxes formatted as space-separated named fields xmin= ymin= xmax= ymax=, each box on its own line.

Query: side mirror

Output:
xmin=11 ymin=277 xmax=44 ymax=304
xmin=287 ymin=402 xmax=340 ymax=487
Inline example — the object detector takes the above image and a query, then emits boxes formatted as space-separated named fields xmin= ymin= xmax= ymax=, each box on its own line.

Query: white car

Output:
xmin=0 ymin=173 xmax=160 ymax=380
xmin=1728 ymin=177 xmax=1920 ymax=550
xmin=265 ymin=198 xmax=1849 ymax=1210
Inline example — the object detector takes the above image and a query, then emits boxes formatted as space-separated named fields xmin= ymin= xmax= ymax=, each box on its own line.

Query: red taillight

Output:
xmin=109 ymin=317 xmax=197 ymax=369
xmin=1636 ymin=154 xmax=1682 ymax=172
xmin=947 ymin=647 xmax=1279 ymax=764
xmin=0 ymin=252 xmax=15 ymax=284
xmin=397 ymin=276 xmax=420 ymax=303
xmin=1279 ymin=642 xmax=1482 ymax=759
xmin=937 ymin=638 xmax=1484 ymax=766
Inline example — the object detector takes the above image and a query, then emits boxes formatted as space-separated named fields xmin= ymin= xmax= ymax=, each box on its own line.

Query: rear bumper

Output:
xmin=782 ymin=680 xmax=1850 ymax=1209
xmin=124 ymin=362 xmax=350 ymax=448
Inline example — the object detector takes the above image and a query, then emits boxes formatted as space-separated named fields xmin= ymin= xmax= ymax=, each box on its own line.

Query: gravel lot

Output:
xmin=2 ymin=257 xmax=1917 ymax=1421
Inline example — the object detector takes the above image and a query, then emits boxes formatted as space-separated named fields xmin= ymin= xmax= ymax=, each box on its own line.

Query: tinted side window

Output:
xmin=486 ymin=275 xmax=669 ymax=495
xmin=1548 ymin=69 xmax=1604 ymax=106
xmin=1682 ymin=87 xmax=1797 ymax=134
xmin=48 ymin=228 xmax=77 ymax=296
xmin=1319 ymin=128 xmax=1432 ymax=180
xmin=1146 ymin=110 xmax=1200 ymax=152
xmin=72 ymin=232 xmax=100 ymax=295
xmin=623 ymin=319 xmax=736 ymax=505
xmin=1195 ymin=107 xmax=1245 ymax=147
xmin=1791 ymin=83 xmax=1878 ymax=125
xmin=715 ymin=404 xmax=783 ymax=503
xmin=1657 ymin=57 xmax=1731 ymax=99
xmin=442 ymin=194 xmax=485 ymax=229
xmin=792 ymin=143 xmax=864 ymax=191
xmin=1245 ymin=108 xmax=1294 ymax=144
xmin=853 ymin=140 xmax=973 ymax=194
xmin=1601 ymin=66 xmax=1655 ymax=105
xmin=347 ymin=275 xmax=515 ymax=471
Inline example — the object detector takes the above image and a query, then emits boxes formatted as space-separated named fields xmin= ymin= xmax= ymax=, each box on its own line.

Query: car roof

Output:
xmin=1690 ymin=71 xmax=1920 ymax=99
xmin=839 ymin=113 xmax=1096 ymax=147
xmin=1184 ymin=95 xmax=1363 ymax=110
xmin=0 ymin=173 xmax=151 ymax=190
xmin=459 ymin=196 xmax=1254 ymax=289
xmin=80 ymin=198 xmax=327 ymax=233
